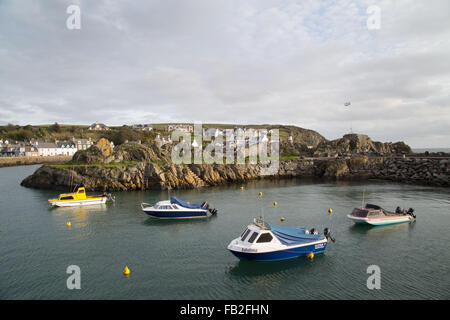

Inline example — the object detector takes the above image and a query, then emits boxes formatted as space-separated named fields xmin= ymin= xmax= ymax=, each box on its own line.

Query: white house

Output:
xmin=35 ymin=142 xmax=58 ymax=156
xmin=132 ymin=124 xmax=153 ymax=131
xmin=71 ymin=137 xmax=94 ymax=150
xmin=57 ymin=142 xmax=77 ymax=156
xmin=165 ymin=124 xmax=193 ymax=132
xmin=88 ymin=122 xmax=109 ymax=131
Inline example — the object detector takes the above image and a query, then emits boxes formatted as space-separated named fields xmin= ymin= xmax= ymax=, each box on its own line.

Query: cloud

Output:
xmin=0 ymin=0 xmax=449 ymax=147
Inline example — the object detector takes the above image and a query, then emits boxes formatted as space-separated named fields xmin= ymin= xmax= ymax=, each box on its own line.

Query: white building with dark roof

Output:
xmin=57 ymin=142 xmax=77 ymax=156
xmin=132 ymin=124 xmax=153 ymax=131
xmin=88 ymin=122 xmax=109 ymax=131
xmin=71 ymin=137 xmax=94 ymax=150
xmin=34 ymin=141 xmax=58 ymax=156
xmin=165 ymin=124 xmax=193 ymax=133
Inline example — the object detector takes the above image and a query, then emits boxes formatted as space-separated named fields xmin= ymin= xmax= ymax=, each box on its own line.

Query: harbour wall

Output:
xmin=0 ymin=156 xmax=72 ymax=168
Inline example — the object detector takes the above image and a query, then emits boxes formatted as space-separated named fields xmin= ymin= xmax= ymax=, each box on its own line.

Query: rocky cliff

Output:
xmin=20 ymin=135 xmax=448 ymax=191
xmin=315 ymin=134 xmax=412 ymax=156
xmin=21 ymin=155 xmax=449 ymax=191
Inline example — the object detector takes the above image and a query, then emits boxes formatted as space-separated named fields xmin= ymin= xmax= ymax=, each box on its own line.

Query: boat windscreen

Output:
xmin=365 ymin=204 xmax=382 ymax=210
xmin=352 ymin=208 xmax=369 ymax=217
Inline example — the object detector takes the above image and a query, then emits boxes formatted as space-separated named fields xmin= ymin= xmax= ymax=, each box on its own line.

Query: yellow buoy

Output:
xmin=274 ymin=201 xmax=277 ymax=206
xmin=307 ymin=252 xmax=314 ymax=260
xmin=66 ymin=221 xmax=71 ymax=227
xmin=259 ymin=192 xmax=262 ymax=197
xmin=328 ymin=208 xmax=333 ymax=214
xmin=280 ymin=216 xmax=285 ymax=222
xmin=123 ymin=266 xmax=130 ymax=276
xmin=240 ymin=186 xmax=244 ymax=190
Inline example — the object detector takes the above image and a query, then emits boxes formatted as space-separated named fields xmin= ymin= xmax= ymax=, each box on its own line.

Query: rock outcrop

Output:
xmin=315 ymin=134 xmax=412 ymax=156
xmin=19 ymin=136 xmax=448 ymax=191
xmin=21 ymin=155 xmax=449 ymax=191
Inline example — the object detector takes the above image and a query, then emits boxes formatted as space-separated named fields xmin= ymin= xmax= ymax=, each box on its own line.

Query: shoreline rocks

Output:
xmin=20 ymin=156 xmax=449 ymax=191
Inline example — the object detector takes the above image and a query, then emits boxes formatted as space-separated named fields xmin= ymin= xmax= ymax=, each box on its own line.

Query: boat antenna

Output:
xmin=259 ymin=191 xmax=264 ymax=223
xmin=362 ymin=188 xmax=366 ymax=209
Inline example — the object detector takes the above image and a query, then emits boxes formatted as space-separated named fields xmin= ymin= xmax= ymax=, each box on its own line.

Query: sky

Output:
xmin=0 ymin=0 xmax=449 ymax=147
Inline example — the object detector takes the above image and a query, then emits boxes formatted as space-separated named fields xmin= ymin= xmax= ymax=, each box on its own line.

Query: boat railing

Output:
xmin=253 ymin=217 xmax=271 ymax=230
xmin=141 ymin=202 xmax=152 ymax=210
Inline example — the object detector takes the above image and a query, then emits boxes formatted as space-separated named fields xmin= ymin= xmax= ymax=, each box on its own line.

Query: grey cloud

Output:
xmin=0 ymin=0 xmax=449 ymax=148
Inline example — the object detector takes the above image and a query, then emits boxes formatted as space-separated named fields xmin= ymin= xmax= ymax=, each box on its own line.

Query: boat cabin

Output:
xmin=153 ymin=201 xmax=182 ymax=210
xmin=240 ymin=226 xmax=276 ymax=245
xmin=58 ymin=187 xmax=87 ymax=201
xmin=351 ymin=204 xmax=385 ymax=218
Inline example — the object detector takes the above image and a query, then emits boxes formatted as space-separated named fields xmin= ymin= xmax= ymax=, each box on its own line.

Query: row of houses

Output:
xmin=0 ymin=138 xmax=102 ymax=157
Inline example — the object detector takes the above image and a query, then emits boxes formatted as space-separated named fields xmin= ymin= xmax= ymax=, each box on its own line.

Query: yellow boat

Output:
xmin=48 ymin=187 xmax=108 ymax=207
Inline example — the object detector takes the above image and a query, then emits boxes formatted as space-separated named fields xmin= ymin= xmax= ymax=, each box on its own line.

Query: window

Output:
xmin=369 ymin=210 xmax=381 ymax=216
xmin=241 ymin=229 xmax=251 ymax=241
xmin=256 ymin=233 xmax=273 ymax=243
xmin=248 ymin=232 xmax=258 ymax=243
xmin=240 ymin=228 xmax=248 ymax=238
xmin=78 ymin=189 xmax=85 ymax=194
xmin=60 ymin=196 xmax=74 ymax=200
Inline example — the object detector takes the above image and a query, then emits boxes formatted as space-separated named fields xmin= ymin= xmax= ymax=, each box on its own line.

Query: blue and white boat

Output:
xmin=227 ymin=218 xmax=334 ymax=261
xmin=141 ymin=197 xmax=217 ymax=219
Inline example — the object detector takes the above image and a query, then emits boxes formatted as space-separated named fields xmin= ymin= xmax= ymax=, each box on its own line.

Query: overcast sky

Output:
xmin=0 ymin=0 xmax=449 ymax=147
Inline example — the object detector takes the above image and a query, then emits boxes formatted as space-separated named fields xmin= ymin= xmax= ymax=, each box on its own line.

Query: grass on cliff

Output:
xmin=48 ymin=161 xmax=140 ymax=170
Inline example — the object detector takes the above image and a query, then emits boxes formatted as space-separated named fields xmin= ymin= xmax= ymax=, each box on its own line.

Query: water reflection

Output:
xmin=227 ymin=255 xmax=321 ymax=278
xmin=50 ymin=204 xmax=108 ymax=216
xmin=143 ymin=215 xmax=217 ymax=227
xmin=349 ymin=221 xmax=416 ymax=235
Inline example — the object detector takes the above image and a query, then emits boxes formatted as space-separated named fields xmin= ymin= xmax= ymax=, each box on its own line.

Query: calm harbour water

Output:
xmin=0 ymin=165 xmax=449 ymax=300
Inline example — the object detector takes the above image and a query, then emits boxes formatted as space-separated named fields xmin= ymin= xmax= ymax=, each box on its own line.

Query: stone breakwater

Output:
xmin=0 ymin=156 xmax=72 ymax=168
xmin=20 ymin=156 xmax=449 ymax=191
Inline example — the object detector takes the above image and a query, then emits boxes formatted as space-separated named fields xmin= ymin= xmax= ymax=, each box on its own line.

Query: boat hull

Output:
xmin=50 ymin=197 xmax=107 ymax=207
xmin=143 ymin=209 xmax=210 ymax=219
xmin=347 ymin=214 xmax=413 ymax=226
xmin=228 ymin=242 xmax=327 ymax=261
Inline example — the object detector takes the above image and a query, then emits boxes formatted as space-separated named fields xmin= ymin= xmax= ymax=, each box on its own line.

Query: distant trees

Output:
xmin=50 ymin=122 xmax=61 ymax=133
xmin=112 ymin=125 xmax=140 ymax=145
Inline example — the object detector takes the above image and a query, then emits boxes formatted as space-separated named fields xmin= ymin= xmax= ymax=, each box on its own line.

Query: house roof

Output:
xmin=36 ymin=142 xmax=57 ymax=148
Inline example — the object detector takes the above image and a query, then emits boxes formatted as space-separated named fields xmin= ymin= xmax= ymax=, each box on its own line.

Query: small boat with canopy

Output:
xmin=141 ymin=197 xmax=217 ymax=219
xmin=347 ymin=204 xmax=416 ymax=226
xmin=227 ymin=217 xmax=334 ymax=261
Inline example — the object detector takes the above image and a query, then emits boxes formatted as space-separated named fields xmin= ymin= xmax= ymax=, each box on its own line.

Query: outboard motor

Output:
xmin=309 ymin=228 xmax=318 ymax=235
xmin=407 ymin=208 xmax=416 ymax=219
xmin=106 ymin=193 xmax=115 ymax=202
xmin=323 ymin=228 xmax=335 ymax=243
xmin=208 ymin=208 xmax=218 ymax=215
